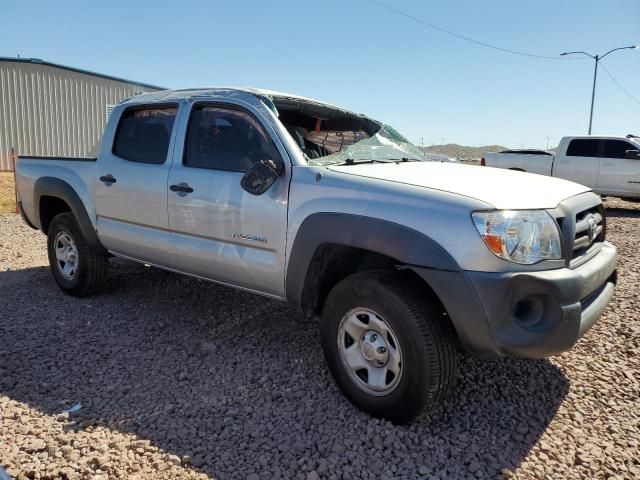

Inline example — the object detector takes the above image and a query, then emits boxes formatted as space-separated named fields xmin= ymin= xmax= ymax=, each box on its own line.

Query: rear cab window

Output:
xmin=113 ymin=106 xmax=178 ymax=164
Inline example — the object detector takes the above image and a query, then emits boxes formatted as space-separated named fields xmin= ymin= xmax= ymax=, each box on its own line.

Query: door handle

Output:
xmin=99 ymin=174 xmax=116 ymax=185
xmin=602 ymin=162 xmax=615 ymax=167
xmin=169 ymin=183 xmax=194 ymax=194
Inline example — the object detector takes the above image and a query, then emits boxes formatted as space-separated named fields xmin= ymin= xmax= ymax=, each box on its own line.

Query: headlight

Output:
xmin=472 ymin=210 xmax=562 ymax=264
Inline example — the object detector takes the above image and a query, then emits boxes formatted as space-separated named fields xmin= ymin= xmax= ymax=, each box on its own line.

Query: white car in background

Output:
xmin=482 ymin=135 xmax=640 ymax=200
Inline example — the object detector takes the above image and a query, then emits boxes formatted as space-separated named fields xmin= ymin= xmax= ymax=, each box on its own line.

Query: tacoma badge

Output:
xmin=232 ymin=233 xmax=268 ymax=244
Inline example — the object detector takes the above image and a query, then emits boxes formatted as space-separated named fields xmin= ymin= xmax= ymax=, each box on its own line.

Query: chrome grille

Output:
xmin=572 ymin=204 xmax=605 ymax=259
xmin=552 ymin=193 xmax=607 ymax=267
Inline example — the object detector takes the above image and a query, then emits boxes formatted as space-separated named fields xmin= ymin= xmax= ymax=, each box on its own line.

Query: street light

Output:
xmin=561 ymin=45 xmax=639 ymax=134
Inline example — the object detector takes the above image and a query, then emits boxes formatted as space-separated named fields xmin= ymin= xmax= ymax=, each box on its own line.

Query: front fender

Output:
xmin=285 ymin=212 xmax=460 ymax=307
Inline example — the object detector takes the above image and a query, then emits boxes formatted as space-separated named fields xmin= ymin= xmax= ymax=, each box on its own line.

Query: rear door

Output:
xmin=597 ymin=139 xmax=640 ymax=197
xmin=94 ymin=104 xmax=179 ymax=265
xmin=166 ymin=100 xmax=290 ymax=298
xmin=553 ymin=138 xmax=600 ymax=188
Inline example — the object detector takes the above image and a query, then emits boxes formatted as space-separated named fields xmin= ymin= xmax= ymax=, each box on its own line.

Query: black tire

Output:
xmin=320 ymin=270 xmax=459 ymax=424
xmin=47 ymin=212 xmax=109 ymax=296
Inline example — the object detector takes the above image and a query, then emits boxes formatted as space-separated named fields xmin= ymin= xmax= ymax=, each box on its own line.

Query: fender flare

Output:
xmin=285 ymin=212 xmax=460 ymax=307
xmin=34 ymin=177 xmax=105 ymax=251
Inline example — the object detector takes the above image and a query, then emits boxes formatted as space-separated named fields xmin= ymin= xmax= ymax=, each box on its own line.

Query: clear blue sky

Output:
xmin=2 ymin=0 xmax=639 ymax=149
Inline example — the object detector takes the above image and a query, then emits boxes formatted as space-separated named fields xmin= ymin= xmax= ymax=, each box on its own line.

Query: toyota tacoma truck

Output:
xmin=482 ymin=135 xmax=640 ymax=200
xmin=15 ymin=88 xmax=618 ymax=423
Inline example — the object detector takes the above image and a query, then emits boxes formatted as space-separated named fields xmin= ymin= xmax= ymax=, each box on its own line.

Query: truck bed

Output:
xmin=483 ymin=151 xmax=554 ymax=175
xmin=18 ymin=156 xmax=97 ymax=162
xmin=15 ymin=155 xmax=99 ymax=230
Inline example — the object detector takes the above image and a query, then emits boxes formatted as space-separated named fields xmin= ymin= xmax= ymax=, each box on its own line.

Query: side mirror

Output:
xmin=625 ymin=149 xmax=640 ymax=159
xmin=241 ymin=161 xmax=280 ymax=195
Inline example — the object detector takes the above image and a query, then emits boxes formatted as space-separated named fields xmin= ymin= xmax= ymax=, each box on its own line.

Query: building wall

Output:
xmin=0 ymin=61 xmax=159 ymax=170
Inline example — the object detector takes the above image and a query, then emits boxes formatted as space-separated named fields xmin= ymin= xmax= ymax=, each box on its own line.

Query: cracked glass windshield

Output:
xmin=267 ymin=95 xmax=427 ymax=166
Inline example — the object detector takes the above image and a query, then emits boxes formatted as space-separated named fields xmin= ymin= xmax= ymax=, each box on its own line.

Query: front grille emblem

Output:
xmin=587 ymin=216 xmax=597 ymax=242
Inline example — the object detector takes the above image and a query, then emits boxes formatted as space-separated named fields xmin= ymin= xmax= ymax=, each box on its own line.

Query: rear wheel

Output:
xmin=320 ymin=270 xmax=459 ymax=424
xmin=47 ymin=212 xmax=109 ymax=296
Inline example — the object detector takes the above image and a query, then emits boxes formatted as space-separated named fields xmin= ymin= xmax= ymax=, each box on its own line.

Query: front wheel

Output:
xmin=320 ymin=271 xmax=459 ymax=424
xmin=47 ymin=212 xmax=109 ymax=296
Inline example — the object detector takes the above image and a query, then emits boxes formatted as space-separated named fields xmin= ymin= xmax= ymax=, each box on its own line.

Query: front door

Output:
xmin=167 ymin=101 xmax=289 ymax=298
xmin=553 ymin=138 xmax=600 ymax=188
xmin=597 ymin=139 xmax=640 ymax=197
xmin=94 ymin=104 xmax=179 ymax=265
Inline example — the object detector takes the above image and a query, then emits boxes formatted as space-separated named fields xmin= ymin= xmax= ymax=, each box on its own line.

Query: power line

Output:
xmin=600 ymin=63 xmax=640 ymax=106
xmin=367 ymin=0 xmax=580 ymax=60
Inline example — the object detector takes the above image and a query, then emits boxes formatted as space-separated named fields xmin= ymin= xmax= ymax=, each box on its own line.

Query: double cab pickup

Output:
xmin=16 ymin=88 xmax=617 ymax=423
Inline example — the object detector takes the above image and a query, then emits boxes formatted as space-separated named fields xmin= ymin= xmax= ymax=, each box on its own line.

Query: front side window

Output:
xmin=113 ymin=106 xmax=177 ymax=164
xmin=603 ymin=140 xmax=637 ymax=159
xmin=184 ymin=106 xmax=281 ymax=172
xmin=566 ymin=139 xmax=599 ymax=157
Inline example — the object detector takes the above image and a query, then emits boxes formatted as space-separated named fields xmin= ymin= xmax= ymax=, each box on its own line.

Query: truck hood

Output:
xmin=327 ymin=161 xmax=591 ymax=209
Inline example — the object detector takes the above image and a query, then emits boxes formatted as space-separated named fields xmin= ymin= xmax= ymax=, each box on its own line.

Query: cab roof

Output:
xmin=122 ymin=86 xmax=354 ymax=115
xmin=123 ymin=86 xmax=344 ymax=110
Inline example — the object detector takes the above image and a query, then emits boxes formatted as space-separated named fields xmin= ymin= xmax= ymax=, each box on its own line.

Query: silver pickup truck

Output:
xmin=15 ymin=87 xmax=617 ymax=423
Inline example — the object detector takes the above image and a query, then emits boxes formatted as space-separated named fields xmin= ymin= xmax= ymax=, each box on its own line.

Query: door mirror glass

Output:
xmin=241 ymin=161 xmax=280 ymax=195
xmin=625 ymin=149 xmax=640 ymax=159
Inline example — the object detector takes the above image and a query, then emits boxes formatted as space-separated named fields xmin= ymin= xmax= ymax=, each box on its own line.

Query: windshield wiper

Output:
xmin=331 ymin=157 xmax=422 ymax=166
xmin=339 ymin=159 xmax=394 ymax=166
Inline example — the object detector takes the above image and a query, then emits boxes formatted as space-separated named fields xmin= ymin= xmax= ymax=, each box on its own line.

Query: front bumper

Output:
xmin=413 ymin=242 xmax=617 ymax=358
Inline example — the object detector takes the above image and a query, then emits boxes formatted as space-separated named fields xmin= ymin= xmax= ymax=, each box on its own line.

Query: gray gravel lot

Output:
xmin=1 ymin=200 xmax=639 ymax=480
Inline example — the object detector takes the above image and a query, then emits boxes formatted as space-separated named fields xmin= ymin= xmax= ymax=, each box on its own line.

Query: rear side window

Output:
xmin=566 ymin=139 xmax=599 ymax=157
xmin=184 ymin=105 xmax=281 ymax=172
xmin=113 ymin=106 xmax=177 ymax=164
xmin=603 ymin=140 xmax=636 ymax=159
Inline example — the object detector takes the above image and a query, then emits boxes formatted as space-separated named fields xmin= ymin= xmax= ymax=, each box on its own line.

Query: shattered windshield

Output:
xmin=308 ymin=124 xmax=426 ymax=166
xmin=267 ymin=95 xmax=427 ymax=166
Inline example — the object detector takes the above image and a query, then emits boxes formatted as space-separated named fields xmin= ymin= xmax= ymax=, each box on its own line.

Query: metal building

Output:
xmin=0 ymin=57 xmax=163 ymax=170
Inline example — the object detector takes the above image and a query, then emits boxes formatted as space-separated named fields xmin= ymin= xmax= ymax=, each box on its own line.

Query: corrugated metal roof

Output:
xmin=0 ymin=57 xmax=164 ymax=90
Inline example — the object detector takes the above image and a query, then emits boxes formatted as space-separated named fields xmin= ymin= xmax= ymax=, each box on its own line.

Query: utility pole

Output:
xmin=561 ymin=44 xmax=638 ymax=134
xmin=545 ymin=136 xmax=552 ymax=150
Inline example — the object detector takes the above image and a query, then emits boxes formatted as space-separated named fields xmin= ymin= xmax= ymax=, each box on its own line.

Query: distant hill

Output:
xmin=421 ymin=143 xmax=508 ymax=161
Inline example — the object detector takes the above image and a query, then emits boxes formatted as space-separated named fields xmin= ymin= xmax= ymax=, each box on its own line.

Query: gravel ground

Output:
xmin=0 ymin=199 xmax=639 ymax=480
xmin=0 ymin=173 xmax=16 ymax=214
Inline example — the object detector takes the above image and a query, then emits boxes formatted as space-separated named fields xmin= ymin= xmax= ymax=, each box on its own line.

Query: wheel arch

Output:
xmin=285 ymin=213 xmax=460 ymax=315
xmin=34 ymin=177 xmax=105 ymax=252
